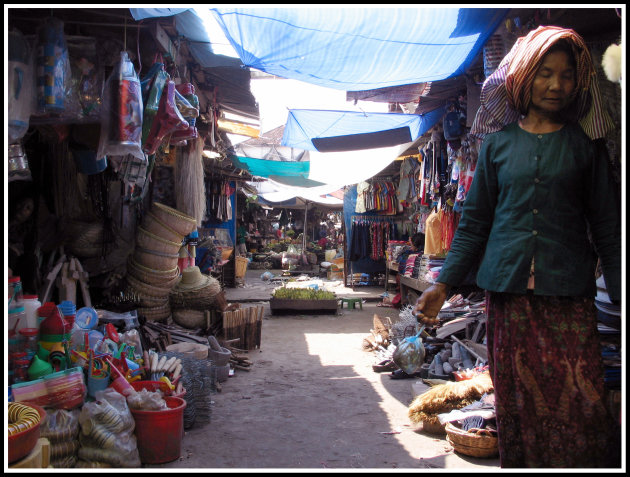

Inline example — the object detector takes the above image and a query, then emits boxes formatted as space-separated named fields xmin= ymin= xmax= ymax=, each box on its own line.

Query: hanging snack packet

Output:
xmin=97 ymin=51 xmax=144 ymax=161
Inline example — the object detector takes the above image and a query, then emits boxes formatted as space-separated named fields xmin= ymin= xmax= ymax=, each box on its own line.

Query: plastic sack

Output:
xmin=143 ymin=79 xmax=189 ymax=155
xmin=78 ymin=388 xmax=141 ymax=467
xmin=35 ymin=17 xmax=72 ymax=114
xmin=8 ymin=29 xmax=37 ymax=143
xmin=140 ymin=62 xmax=168 ymax=146
xmin=97 ymin=51 xmax=144 ymax=161
xmin=41 ymin=408 xmax=80 ymax=442
xmin=67 ymin=36 xmax=104 ymax=119
xmin=392 ymin=326 xmax=426 ymax=374
xmin=126 ymin=388 xmax=168 ymax=411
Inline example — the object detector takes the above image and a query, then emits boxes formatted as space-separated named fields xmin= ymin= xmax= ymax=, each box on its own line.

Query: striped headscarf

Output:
xmin=471 ymin=26 xmax=614 ymax=140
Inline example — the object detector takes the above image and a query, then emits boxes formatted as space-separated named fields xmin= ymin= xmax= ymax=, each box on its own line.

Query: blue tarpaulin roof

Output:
xmin=210 ymin=7 xmax=508 ymax=90
xmin=282 ymin=106 xmax=446 ymax=152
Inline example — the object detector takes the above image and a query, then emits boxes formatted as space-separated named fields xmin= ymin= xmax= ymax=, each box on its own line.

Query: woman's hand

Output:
xmin=413 ymin=282 xmax=450 ymax=325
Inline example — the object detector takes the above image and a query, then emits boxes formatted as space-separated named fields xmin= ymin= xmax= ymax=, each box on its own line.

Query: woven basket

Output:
xmin=151 ymin=202 xmax=197 ymax=236
xmin=127 ymin=288 xmax=170 ymax=308
xmin=126 ymin=273 xmax=174 ymax=297
xmin=445 ymin=422 xmax=498 ymax=458
xmin=422 ymin=416 xmax=446 ymax=435
xmin=137 ymin=302 xmax=171 ymax=322
xmin=172 ymin=309 xmax=207 ymax=329
xmin=142 ymin=210 xmax=186 ymax=244
xmin=127 ymin=257 xmax=180 ymax=285
xmin=170 ymin=281 xmax=222 ymax=310
xmin=136 ymin=226 xmax=183 ymax=255
xmin=133 ymin=247 xmax=179 ymax=271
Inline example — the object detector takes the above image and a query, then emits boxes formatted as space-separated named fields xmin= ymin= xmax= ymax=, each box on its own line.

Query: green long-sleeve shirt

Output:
xmin=438 ymin=122 xmax=621 ymax=302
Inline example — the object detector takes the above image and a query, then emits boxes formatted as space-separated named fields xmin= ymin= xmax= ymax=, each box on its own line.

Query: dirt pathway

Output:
xmin=150 ymin=302 xmax=500 ymax=470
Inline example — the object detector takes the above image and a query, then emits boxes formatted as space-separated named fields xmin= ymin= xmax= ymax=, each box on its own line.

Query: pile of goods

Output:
xmin=8 ymin=402 xmax=42 ymax=436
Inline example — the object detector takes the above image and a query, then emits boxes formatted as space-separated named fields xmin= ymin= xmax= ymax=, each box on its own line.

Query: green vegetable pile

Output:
xmin=272 ymin=287 xmax=336 ymax=300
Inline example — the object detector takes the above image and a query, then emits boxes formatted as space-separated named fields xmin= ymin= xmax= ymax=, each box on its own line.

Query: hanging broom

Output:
xmin=174 ymin=137 xmax=206 ymax=227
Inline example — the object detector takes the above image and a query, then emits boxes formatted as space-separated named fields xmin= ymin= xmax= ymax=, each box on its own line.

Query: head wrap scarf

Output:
xmin=471 ymin=26 xmax=614 ymax=140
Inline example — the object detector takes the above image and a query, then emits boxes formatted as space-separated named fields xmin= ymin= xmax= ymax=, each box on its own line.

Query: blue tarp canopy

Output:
xmin=282 ymin=106 xmax=446 ymax=152
xmin=210 ymin=7 xmax=508 ymax=90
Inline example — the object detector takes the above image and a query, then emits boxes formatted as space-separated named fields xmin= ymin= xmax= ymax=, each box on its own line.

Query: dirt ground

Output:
xmin=146 ymin=270 xmax=500 ymax=471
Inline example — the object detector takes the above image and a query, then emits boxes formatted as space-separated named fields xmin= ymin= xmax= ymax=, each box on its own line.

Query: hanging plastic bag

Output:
xmin=8 ymin=29 xmax=36 ymax=143
xmin=140 ymin=61 xmax=168 ymax=147
xmin=97 ymin=51 xmax=144 ymax=161
xmin=392 ymin=325 xmax=426 ymax=374
xmin=143 ymin=79 xmax=189 ymax=155
xmin=35 ymin=17 xmax=71 ymax=114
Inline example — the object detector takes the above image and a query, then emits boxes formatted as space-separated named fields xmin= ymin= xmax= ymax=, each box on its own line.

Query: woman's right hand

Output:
xmin=413 ymin=282 xmax=450 ymax=325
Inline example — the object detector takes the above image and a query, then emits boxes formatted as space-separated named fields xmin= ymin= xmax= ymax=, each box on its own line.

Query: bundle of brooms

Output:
xmin=223 ymin=305 xmax=264 ymax=351
xmin=408 ymin=371 xmax=494 ymax=435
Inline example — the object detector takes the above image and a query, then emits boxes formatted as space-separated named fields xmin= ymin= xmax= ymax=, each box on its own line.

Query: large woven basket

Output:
xmin=136 ymin=226 xmax=183 ymax=255
xmin=172 ymin=309 xmax=207 ymax=329
xmin=142 ymin=210 xmax=186 ymax=244
xmin=133 ymin=247 xmax=180 ymax=271
xmin=126 ymin=272 xmax=176 ymax=296
xmin=445 ymin=422 xmax=498 ymax=458
xmin=422 ymin=416 xmax=446 ymax=435
xmin=151 ymin=202 xmax=197 ymax=237
xmin=128 ymin=289 xmax=170 ymax=308
xmin=127 ymin=257 xmax=180 ymax=285
xmin=170 ymin=281 xmax=222 ymax=310
xmin=137 ymin=302 xmax=171 ymax=323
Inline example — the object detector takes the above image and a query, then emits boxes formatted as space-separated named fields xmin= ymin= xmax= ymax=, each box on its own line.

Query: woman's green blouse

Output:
xmin=438 ymin=122 xmax=621 ymax=302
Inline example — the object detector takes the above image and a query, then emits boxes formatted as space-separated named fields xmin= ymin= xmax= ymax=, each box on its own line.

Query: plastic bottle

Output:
xmin=8 ymin=307 xmax=27 ymax=334
xmin=19 ymin=327 xmax=40 ymax=359
xmin=8 ymin=276 xmax=24 ymax=312
xmin=23 ymin=294 xmax=42 ymax=329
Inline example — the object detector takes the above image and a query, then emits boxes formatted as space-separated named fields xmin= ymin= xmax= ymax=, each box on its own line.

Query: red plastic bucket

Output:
xmin=130 ymin=396 xmax=186 ymax=464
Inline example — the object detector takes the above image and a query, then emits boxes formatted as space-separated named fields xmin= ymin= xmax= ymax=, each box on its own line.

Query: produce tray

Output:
xmin=269 ymin=298 xmax=339 ymax=314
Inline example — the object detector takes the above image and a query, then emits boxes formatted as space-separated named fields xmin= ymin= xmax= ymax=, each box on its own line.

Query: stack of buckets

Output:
xmin=127 ymin=202 xmax=197 ymax=322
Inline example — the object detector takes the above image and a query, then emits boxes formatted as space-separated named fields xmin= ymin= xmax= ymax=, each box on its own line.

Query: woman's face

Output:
xmin=530 ymin=50 xmax=576 ymax=116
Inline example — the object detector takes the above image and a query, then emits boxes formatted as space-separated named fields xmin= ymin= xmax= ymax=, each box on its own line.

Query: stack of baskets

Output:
xmin=169 ymin=266 xmax=223 ymax=329
xmin=445 ymin=422 xmax=499 ymax=458
xmin=128 ymin=202 xmax=197 ymax=322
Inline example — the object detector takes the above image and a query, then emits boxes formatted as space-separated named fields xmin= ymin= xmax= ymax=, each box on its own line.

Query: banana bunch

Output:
xmin=8 ymin=402 xmax=41 ymax=436
xmin=272 ymin=287 xmax=336 ymax=300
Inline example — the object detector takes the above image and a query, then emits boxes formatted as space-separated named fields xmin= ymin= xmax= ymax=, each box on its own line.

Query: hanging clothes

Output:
xmin=423 ymin=208 xmax=444 ymax=255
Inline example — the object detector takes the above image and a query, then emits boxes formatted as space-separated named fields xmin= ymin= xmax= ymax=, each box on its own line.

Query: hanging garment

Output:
xmin=355 ymin=181 xmax=370 ymax=213
xmin=423 ymin=209 xmax=444 ymax=255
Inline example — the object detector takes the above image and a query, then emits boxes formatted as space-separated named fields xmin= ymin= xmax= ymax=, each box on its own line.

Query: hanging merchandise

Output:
xmin=8 ymin=29 xmax=36 ymax=144
xmin=8 ymin=143 xmax=32 ymax=183
xmin=97 ymin=51 xmax=144 ymax=161
xmin=140 ymin=59 xmax=168 ymax=147
xmin=349 ymin=216 xmax=394 ymax=262
xmin=35 ymin=17 xmax=71 ymax=114
xmin=67 ymin=36 xmax=104 ymax=119
xmin=170 ymin=83 xmax=200 ymax=146
xmin=143 ymin=79 xmax=189 ymax=155
xmin=174 ymin=138 xmax=206 ymax=226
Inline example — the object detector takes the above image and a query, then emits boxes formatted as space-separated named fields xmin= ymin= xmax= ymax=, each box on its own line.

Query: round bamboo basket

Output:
xmin=445 ymin=422 xmax=498 ymax=458
xmin=170 ymin=281 xmax=222 ymax=311
xmin=172 ymin=309 xmax=206 ymax=329
xmin=133 ymin=247 xmax=179 ymax=271
xmin=137 ymin=302 xmax=171 ymax=323
xmin=126 ymin=274 xmax=174 ymax=298
xmin=421 ymin=416 xmax=447 ymax=435
xmin=142 ymin=210 xmax=186 ymax=244
xmin=127 ymin=257 xmax=180 ymax=286
xmin=151 ymin=202 xmax=197 ymax=237
xmin=127 ymin=289 xmax=170 ymax=308
xmin=136 ymin=226 xmax=183 ymax=255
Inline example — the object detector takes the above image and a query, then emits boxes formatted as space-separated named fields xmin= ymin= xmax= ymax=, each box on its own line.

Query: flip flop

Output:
xmin=389 ymin=369 xmax=422 ymax=379
xmin=372 ymin=359 xmax=398 ymax=373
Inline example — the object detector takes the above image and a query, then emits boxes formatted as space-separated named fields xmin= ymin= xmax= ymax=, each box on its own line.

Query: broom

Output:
xmin=174 ymin=137 xmax=206 ymax=227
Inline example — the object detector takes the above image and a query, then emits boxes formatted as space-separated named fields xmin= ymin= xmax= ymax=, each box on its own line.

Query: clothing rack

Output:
xmin=351 ymin=215 xmax=394 ymax=222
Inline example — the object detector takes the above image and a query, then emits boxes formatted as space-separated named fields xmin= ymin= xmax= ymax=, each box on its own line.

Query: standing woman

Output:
xmin=414 ymin=26 xmax=621 ymax=468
